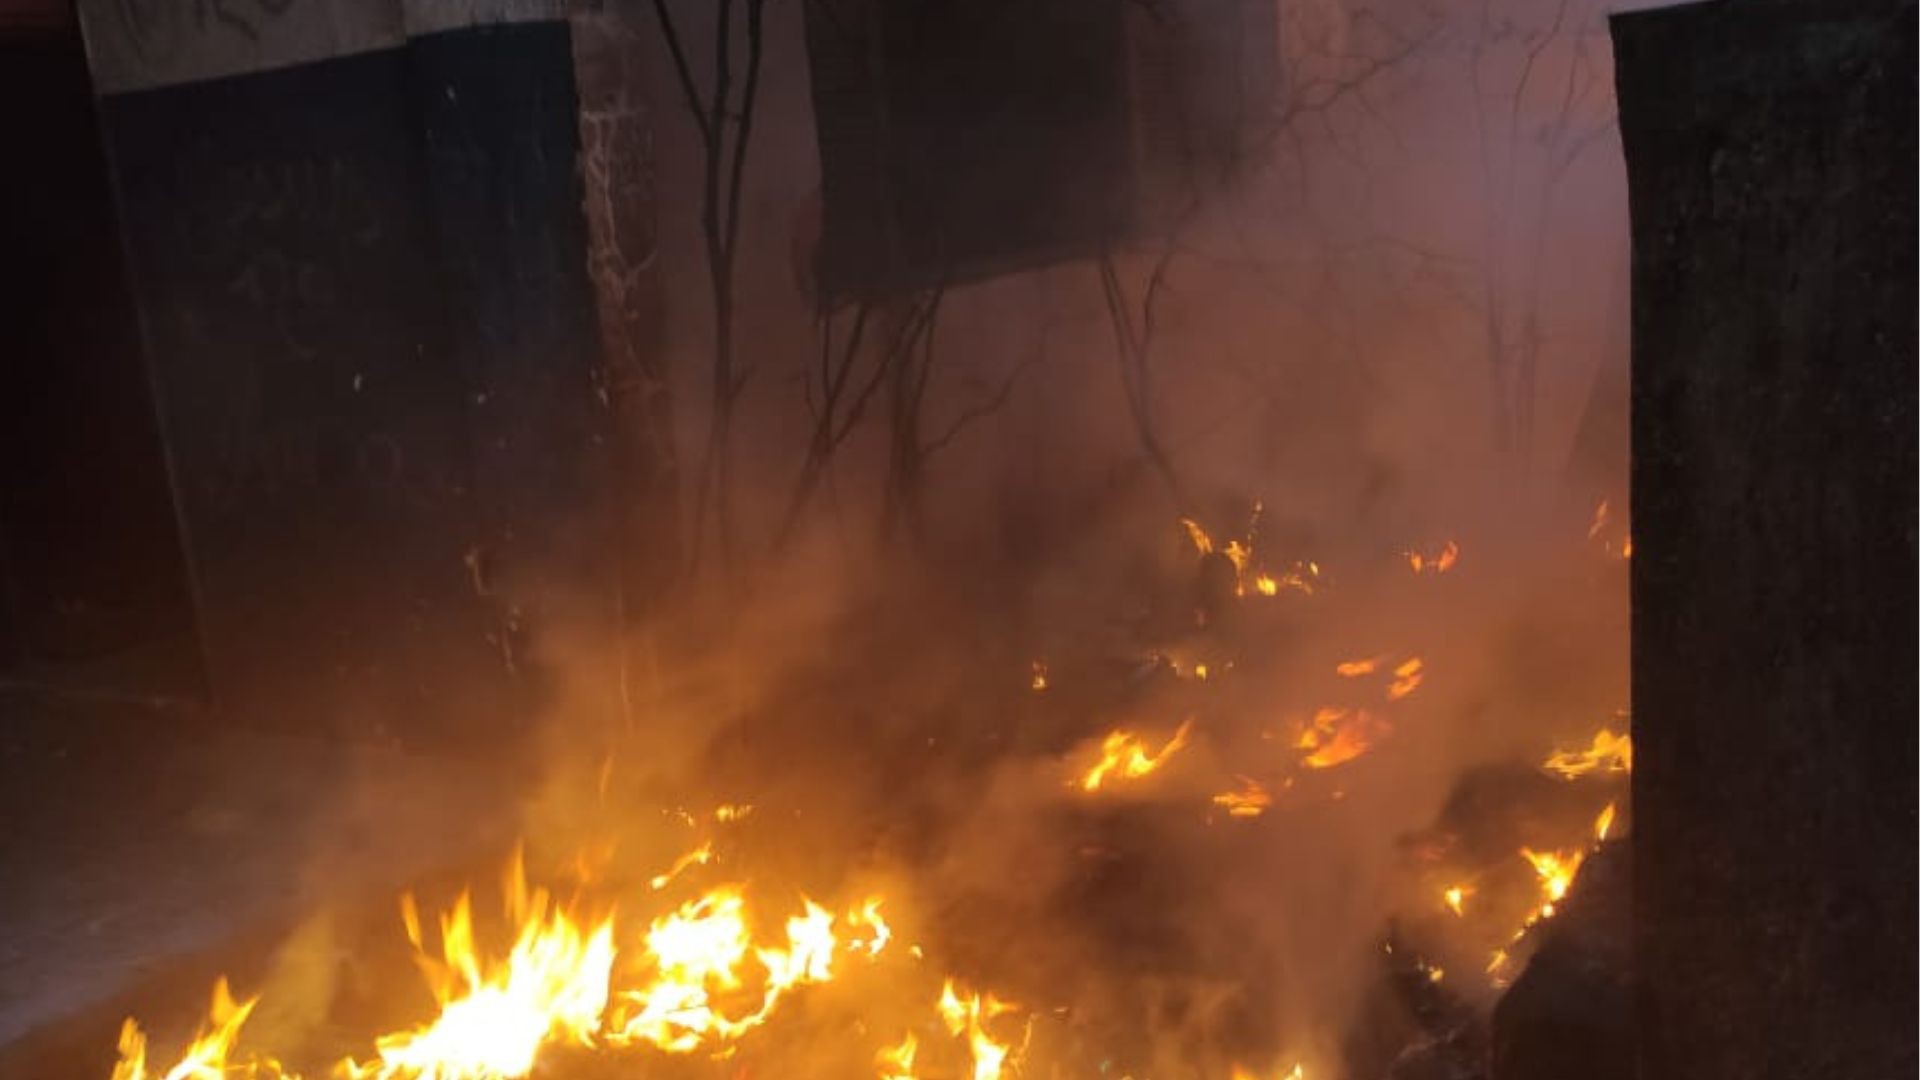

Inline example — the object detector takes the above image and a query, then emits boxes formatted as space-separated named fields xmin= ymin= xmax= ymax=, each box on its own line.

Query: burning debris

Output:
xmin=104 ymin=508 xmax=1629 ymax=1080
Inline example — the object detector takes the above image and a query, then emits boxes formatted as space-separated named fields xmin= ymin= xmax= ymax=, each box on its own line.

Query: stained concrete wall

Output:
xmin=1613 ymin=2 xmax=1917 ymax=1078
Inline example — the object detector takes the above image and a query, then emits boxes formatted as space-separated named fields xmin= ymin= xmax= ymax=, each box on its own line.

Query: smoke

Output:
xmin=216 ymin=0 xmax=1634 ymax=1074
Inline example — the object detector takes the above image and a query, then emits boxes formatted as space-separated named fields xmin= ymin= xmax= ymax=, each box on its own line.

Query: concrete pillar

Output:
xmin=75 ymin=0 xmax=624 ymax=739
xmin=1612 ymin=2 xmax=1917 ymax=1077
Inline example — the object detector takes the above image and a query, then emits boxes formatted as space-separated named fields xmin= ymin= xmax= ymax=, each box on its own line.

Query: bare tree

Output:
xmin=647 ymin=0 xmax=769 ymax=580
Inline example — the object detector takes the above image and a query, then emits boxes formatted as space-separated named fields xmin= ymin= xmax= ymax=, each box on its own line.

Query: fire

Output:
xmin=1594 ymin=801 xmax=1617 ymax=842
xmin=1543 ymin=728 xmax=1633 ymax=779
xmin=848 ymin=897 xmax=893 ymax=956
xmin=1386 ymin=657 xmax=1425 ymax=700
xmin=877 ymin=1032 xmax=919 ymax=1080
xmin=938 ymin=980 xmax=1019 ymax=1080
xmin=111 ymin=978 xmax=268 ymax=1080
xmin=1180 ymin=514 xmax=1316 ymax=597
xmin=1212 ymin=775 xmax=1273 ymax=818
xmin=1519 ymin=847 xmax=1585 ymax=921
xmin=1076 ymin=718 xmax=1194 ymax=792
xmin=1294 ymin=707 xmax=1387 ymax=769
xmin=1029 ymin=660 xmax=1048 ymax=691
xmin=1232 ymin=1066 xmax=1306 ymax=1080
xmin=1405 ymin=540 xmax=1460 ymax=574
xmin=340 ymin=852 xmax=616 ymax=1079
xmin=1442 ymin=884 xmax=1471 ymax=916
xmin=649 ymin=841 xmax=714 ymax=890
xmin=1335 ymin=655 xmax=1386 ymax=677
xmin=1588 ymin=500 xmax=1632 ymax=558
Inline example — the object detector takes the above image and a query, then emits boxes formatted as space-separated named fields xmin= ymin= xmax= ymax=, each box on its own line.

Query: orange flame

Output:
xmin=1386 ymin=657 xmax=1425 ymax=700
xmin=1295 ymin=707 xmax=1388 ymax=769
xmin=1211 ymin=776 xmax=1273 ymax=818
xmin=1405 ymin=540 xmax=1460 ymax=574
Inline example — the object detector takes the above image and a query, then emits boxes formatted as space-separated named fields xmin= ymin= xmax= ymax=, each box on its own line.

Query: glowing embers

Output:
xmin=1074 ymin=718 xmax=1194 ymax=792
xmin=1542 ymin=727 xmax=1633 ymax=779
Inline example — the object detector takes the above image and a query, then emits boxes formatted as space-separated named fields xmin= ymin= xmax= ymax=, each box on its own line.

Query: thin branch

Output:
xmin=645 ymin=0 xmax=712 ymax=149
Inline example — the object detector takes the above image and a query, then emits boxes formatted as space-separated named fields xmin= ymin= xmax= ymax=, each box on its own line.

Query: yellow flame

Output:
xmin=1077 ymin=719 xmax=1194 ymax=792
xmin=848 ymin=897 xmax=892 ymax=956
xmin=111 ymin=978 xmax=266 ymax=1080
xmin=877 ymin=1032 xmax=919 ymax=1080
xmin=1519 ymin=846 xmax=1586 ymax=922
xmin=1029 ymin=660 xmax=1048 ymax=692
xmin=1594 ymin=802 xmax=1618 ymax=842
xmin=1442 ymin=885 xmax=1470 ymax=916
xmin=938 ymin=980 xmax=1018 ymax=1080
xmin=341 ymin=855 xmax=616 ymax=1079
xmin=1543 ymin=729 xmax=1633 ymax=779
xmin=649 ymin=841 xmax=715 ymax=890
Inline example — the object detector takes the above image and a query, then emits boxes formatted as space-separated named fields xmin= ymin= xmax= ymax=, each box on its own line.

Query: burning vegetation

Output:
xmin=105 ymin=496 xmax=1629 ymax=1080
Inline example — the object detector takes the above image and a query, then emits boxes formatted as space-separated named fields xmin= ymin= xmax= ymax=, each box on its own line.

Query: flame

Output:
xmin=1519 ymin=847 xmax=1586 ymax=921
xmin=1181 ymin=515 xmax=1315 ymax=597
xmin=1386 ymin=657 xmax=1425 ymax=700
xmin=938 ymin=980 xmax=1018 ymax=1080
xmin=1233 ymin=1066 xmax=1306 ymax=1080
xmin=1294 ymin=707 xmax=1387 ymax=769
xmin=1543 ymin=728 xmax=1633 ymax=779
xmin=1594 ymin=802 xmax=1617 ymax=842
xmin=111 ymin=978 xmax=268 ymax=1080
xmin=713 ymin=804 xmax=754 ymax=823
xmin=1405 ymin=540 xmax=1460 ymax=574
xmin=1212 ymin=776 xmax=1273 ymax=818
xmin=877 ymin=1032 xmax=919 ymax=1080
xmin=1180 ymin=518 xmax=1217 ymax=556
xmin=1076 ymin=719 xmax=1194 ymax=792
xmin=649 ymin=842 xmax=715 ymax=890
xmin=1442 ymin=885 xmax=1470 ymax=916
xmin=340 ymin=853 xmax=616 ymax=1079
xmin=1029 ymin=660 xmax=1048 ymax=692
xmin=1335 ymin=655 xmax=1386 ymax=677
xmin=848 ymin=897 xmax=893 ymax=956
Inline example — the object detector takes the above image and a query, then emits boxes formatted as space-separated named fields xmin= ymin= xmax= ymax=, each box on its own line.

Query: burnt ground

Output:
xmin=0 ymin=691 xmax=517 ymax=1076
